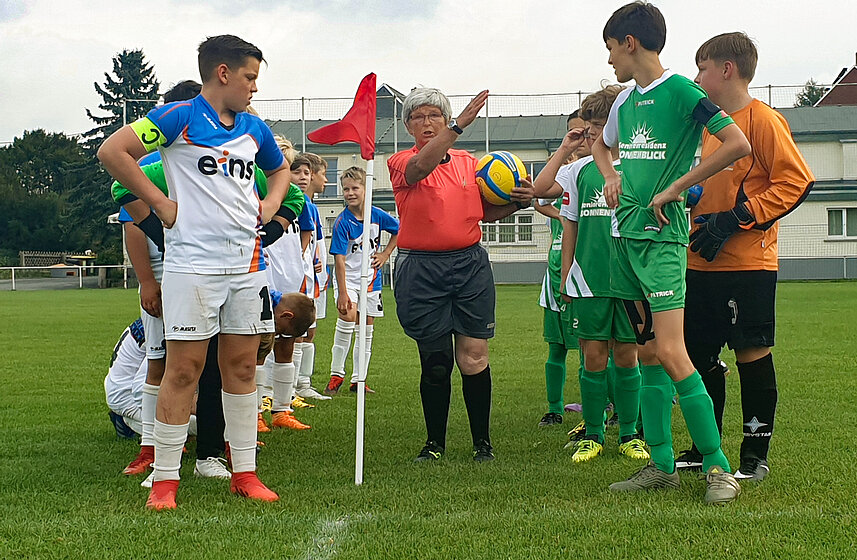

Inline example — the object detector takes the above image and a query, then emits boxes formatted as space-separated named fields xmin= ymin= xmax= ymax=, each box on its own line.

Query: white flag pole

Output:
xmin=355 ymin=158 xmax=374 ymax=486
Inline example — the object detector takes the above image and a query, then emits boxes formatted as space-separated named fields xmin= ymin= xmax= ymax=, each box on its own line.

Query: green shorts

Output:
xmin=543 ymin=304 xmax=578 ymax=350
xmin=610 ymin=237 xmax=686 ymax=313
xmin=572 ymin=296 xmax=636 ymax=343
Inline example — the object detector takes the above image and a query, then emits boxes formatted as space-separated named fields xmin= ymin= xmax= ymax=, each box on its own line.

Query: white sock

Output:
xmin=272 ymin=361 xmax=296 ymax=412
xmin=222 ymin=390 xmax=257 ymax=474
xmin=140 ymin=383 xmax=159 ymax=447
xmin=152 ymin=419 xmax=188 ymax=482
xmin=292 ymin=343 xmax=303 ymax=378
xmin=331 ymin=319 xmax=354 ymax=377
xmin=299 ymin=341 xmax=315 ymax=380
xmin=351 ymin=324 xmax=375 ymax=384
xmin=187 ymin=414 xmax=198 ymax=437
xmin=255 ymin=361 xmax=272 ymax=411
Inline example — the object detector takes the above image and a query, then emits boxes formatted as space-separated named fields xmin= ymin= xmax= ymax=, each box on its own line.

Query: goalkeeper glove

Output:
xmin=689 ymin=203 xmax=754 ymax=262
xmin=135 ymin=212 xmax=165 ymax=254
xmin=260 ymin=219 xmax=285 ymax=247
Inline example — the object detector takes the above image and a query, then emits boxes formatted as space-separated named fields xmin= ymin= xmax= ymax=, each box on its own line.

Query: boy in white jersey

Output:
xmin=592 ymin=3 xmax=750 ymax=504
xmin=325 ymin=166 xmax=399 ymax=395
xmin=258 ymin=153 xmax=316 ymax=432
xmin=293 ymin=153 xmax=333 ymax=401
xmin=98 ymin=35 xmax=291 ymax=510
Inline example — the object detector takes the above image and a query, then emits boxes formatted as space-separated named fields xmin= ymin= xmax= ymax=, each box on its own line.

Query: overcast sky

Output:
xmin=1 ymin=0 xmax=855 ymax=143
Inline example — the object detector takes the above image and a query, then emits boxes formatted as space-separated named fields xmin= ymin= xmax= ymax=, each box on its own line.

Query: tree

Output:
xmin=794 ymin=79 xmax=827 ymax=107
xmin=0 ymin=129 xmax=88 ymax=195
xmin=82 ymin=49 xmax=160 ymax=149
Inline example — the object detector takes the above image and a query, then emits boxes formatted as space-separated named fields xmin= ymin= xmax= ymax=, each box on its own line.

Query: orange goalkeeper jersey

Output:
xmin=688 ymin=99 xmax=814 ymax=271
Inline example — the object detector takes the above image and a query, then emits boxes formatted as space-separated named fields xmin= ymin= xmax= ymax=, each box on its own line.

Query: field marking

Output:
xmin=304 ymin=513 xmax=371 ymax=560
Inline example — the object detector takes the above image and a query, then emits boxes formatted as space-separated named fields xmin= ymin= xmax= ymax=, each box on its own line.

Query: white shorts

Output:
xmin=162 ymin=270 xmax=274 ymax=340
xmin=335 ymin=288 xmax=384 ymax=318
xmin=141 ymin=307 xmax=166 ymax=359
xmin=315 ymin=292 xmax=327 ymax=320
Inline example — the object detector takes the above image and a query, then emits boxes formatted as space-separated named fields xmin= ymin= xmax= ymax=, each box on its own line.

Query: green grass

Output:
xmin=1 ymin=284 xmax=856 ymax=559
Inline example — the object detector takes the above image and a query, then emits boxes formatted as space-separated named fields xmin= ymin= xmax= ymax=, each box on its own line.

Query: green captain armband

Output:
xmin=130 ymin=117 xmax=167 ymax=152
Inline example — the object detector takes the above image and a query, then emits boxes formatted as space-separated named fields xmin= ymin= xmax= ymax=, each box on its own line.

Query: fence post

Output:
xmin=301 ymin=97 xmax=307 ymax=153
xmin=124 ymin=265 xmax=128 ymax=289
xmin=485 ymin=96 xmax=490 ymax=154
xmin=78 ymin=267 xmax=83 ymax=289
xmin=767 ymin=85 xmax=772 ymax=106
xmin=11 ymin=268 xmax=15 ymax=291
xmin=393 ymin=97 xmax=398 ymax=154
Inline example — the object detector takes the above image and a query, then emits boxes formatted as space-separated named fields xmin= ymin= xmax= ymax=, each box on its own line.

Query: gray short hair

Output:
xmin=402 ymin=88 xmax=452 ymax=125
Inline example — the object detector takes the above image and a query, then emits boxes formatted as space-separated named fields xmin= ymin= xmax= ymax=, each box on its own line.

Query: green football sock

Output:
xmin=606 ymin=354 xmax=617 ymax=407
xmin=613 ymin=364 xmax=641 ymax=439
xmin=640 ymin=364 xmax=675 ymax=473
xmin=580 ymin=368 xmax=607 ymax=443
xmin=545 ymin=343 xmax=567 ymax=414
xmin=674 ymin=372 xmax=731 ymax=473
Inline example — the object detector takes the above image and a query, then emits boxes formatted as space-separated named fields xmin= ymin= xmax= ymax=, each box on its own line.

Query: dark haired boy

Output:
xmin=677 ymin=32 xmax=814 ymax=480
xmin=592 ymin=2 xmax=751 ymax=504
xmin=98 ymin=34 xmax=290 ymax=510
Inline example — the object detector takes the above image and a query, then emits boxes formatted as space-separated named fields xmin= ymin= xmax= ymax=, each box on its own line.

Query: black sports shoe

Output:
xmin=675 ymin=448 xmax=703 ymax=471
xmin=414 ymin=441 xmax=444 ymax=463
xmin=735 ymin=457 xmax=769 ymax=481
xmin=538 ymin=412 xmax=563 ymax=427
xmin=472 ymin=439 xmax=495 ymax=462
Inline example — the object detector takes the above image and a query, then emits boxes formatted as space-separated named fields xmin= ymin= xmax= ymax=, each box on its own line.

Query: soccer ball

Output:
xmin=475 ymin=151 xmax=528 ymax=205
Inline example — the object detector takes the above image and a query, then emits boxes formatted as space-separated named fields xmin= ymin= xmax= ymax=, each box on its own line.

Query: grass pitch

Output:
xmin=1 ymin=283 xmax=856 ymax=559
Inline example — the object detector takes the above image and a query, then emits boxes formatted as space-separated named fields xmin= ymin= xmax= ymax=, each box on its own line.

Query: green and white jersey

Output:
xmin=538 ymin=198 xmax=564 ymax=312
xmin=603 ymin=71 xmax=734 ymax=244
xmin=558 ymin=156 xmax=620 ymax=298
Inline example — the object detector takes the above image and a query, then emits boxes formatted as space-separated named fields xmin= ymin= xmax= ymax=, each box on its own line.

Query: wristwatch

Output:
xmin=447 ymin=118 xmax=464 ymax=135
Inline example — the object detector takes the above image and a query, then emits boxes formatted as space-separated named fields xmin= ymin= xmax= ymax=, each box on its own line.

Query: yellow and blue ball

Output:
xmin=475 ymin=151 xmax=527 ymax=205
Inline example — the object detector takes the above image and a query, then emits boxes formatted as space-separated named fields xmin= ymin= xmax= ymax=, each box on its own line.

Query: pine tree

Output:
xmin=794 ymin=79 xmax=827 ymax=107
xmin=82 ymin=49 xmax=160 ymax=150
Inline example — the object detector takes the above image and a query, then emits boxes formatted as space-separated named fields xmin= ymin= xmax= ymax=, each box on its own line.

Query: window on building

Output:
xmin=523 ymin=160 xmax=547 ymax=181
xmin=319 ymin=158 xmax=339 ymax=199
xmin=481 ymin=212 xmax=534 ymax=245
xmin=828 ymin=208 xmax=857 ymax=237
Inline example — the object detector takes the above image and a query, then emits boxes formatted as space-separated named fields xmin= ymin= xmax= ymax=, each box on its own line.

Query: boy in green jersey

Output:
xmin=592 ymin=2 xmax=751 ymax=504
xmin=534 ymin=111 xmax=587 ymax=427
xmin=547 ymin=86 xmax=649 ymax=465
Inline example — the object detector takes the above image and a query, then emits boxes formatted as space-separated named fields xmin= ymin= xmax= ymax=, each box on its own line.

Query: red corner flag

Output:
xmin=307 ymin=73 xmax=376 ymax=160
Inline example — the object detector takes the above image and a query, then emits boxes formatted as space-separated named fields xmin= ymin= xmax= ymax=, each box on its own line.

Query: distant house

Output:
xmin=816 ymin=54 xmax=857 ymax=106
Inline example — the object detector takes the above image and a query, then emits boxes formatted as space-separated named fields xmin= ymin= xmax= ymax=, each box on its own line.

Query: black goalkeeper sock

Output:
xmin=699 ymin=358 xmax=728 ymax=435
xmin=462 ymin=365 xmax=492 ymax=445
xmin=418 ymin=340 xmax=454 ymax=448
xmin=737 ymin=353 xmax=777 ymax=461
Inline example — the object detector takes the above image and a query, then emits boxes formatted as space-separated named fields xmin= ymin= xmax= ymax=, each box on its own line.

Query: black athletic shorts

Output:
xmin=684 ymin=269 xmax=776 ymax=359
xmin=393 ymin=244 xmax=495 ymax=345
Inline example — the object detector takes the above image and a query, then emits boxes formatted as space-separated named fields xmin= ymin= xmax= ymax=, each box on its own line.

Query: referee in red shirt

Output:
xmin=388 ymin=88 xmax=534 ymax=463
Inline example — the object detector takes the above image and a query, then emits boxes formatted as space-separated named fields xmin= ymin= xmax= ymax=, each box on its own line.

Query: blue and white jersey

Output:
xmin=130 ymin=94 xmax=284 ymax=275
xmin=329 ymin=206 xmax=399 ymax=293
xmin=302 ymin=198 xmax=322 ymax=297
xmin=264 ymin=195 xmax=312 ymax=294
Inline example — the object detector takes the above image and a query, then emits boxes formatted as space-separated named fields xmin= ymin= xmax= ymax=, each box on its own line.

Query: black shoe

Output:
xmin=414 ymin=441 xmax=444 ymax=463
xmin=472 ymin=439 xmax=495 ymax=462
xmin=735 ymin=457 xmax=769 ymax=481
xmin=675 ymin=448 xmax=703 ymax=471
xmin=538 ymin=412 xmax=563 ymax=427
xmin=606 ymin=411 xmax=619 ymax=428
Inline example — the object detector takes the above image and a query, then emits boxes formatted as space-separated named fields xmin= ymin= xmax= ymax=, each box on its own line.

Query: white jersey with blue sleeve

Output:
xmin=264 ymin=196 xmax=312 ymax=294
xmin=130 ymin=95 xmax=284 ymax=275
xmin=104 ymin=319 xmax=148 ymax=416
xmin=329 ymin=206 xmax=400 ymax=293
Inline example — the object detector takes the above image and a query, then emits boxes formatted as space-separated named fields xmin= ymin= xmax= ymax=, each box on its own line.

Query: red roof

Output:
xmin=817 ymin=67 xmax=857 ymax=106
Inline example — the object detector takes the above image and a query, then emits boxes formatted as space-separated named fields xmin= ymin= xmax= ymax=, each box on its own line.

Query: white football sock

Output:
xmin=222 ymin=390 xmax=257 ymax=474
xmin=272 ymin=361 xmax=296 ymax=412
xmin=351 ymin=323 xmax=374 ymax=384
xmin=331 ymin=319 xmax=354 ymax=378
xmin=255 ymin=361 xmax=273 ymax=411
xmin=140 ymin=383 xmax=159 ymax=447
xmin=292 ymin=343 xmax=304 ymax=380
xmin=152 ymin=419 xmax=188 ymax=482
xmin=299 ymin=341 xmax=315 ymax=380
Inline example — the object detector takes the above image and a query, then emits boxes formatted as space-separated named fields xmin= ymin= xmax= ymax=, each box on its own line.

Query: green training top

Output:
xmin=538 ymin=198 xmax=564 ymax=311
xmin=558 ymin=156 xmax=620 ymax=298
xmin=602 ymin=72 xmax=733 ymax=244
xmin=111 ymin=161 xmax=305 ymax=220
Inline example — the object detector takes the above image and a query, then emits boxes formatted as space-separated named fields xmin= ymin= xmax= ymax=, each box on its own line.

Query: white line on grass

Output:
xmin=305 ymin=514 xmax=372 ymax=560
